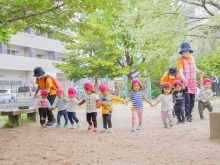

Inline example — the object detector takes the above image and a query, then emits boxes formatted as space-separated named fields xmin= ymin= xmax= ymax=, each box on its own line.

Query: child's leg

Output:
xmin=137 ymin=109 xmax=143 ymax=125
xmin=39 ymin=108 xmax=44 ymax=125
xmin=132 ymin=110 xmax=138 ymax=126
xmin=174 ymin=106 xmax=181 ymax=121
xmin=206 ymin=101 xmax=213 ymax=113
xmin=91 ymin=112 xmax=97 ymax=128
xmin=57 ymin=111 xmax=61 ymax=124
xmin=161 ymin=111 xmax=168 ymax=123
xmin=102 ymin=114 xmax=108 ymax=129
xmin=63 ymin=110 xmax=68 ymax=125
xmin=72 ymin=112 xmax=79 ymax=123
xmin=42 ymin=109 xmax=47 ymax=125
xmin=86 ymin=113 xmax=93 ymax=126
xmin=67 ymin=112 xmax=74 ymax=124
xmin=167 ymin=109 xmax=173 ymax=122
xmin=180 ymin=104 xmax=185 ymax=121
xmin=106 ymin=114 xmax=112 ymax=128
xmin=198 ymin=100 xmax=205 ymax=118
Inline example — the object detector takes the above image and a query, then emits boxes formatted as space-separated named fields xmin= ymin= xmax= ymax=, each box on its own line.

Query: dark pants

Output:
xmin=39 ymin=108 xmax=47 ymax=125
xmin=86 ymin=112 xmax=97 ymax=128
xmin=57 ymin=109 xmax=68 ymax=125
xmin=47 ymin=95 xmax=56 ymax=122
xmin=102 ymin=114 xmax=112 ymax=129
xmin=174 ymin=103 xmax=185 ymax=121
xmin=185 ymin=93 xmax=195 ymax=119
xmin=198 ymin=100 xmax=213 ymax=117
xmin=67 ymin=112 xmax=79 ymax=124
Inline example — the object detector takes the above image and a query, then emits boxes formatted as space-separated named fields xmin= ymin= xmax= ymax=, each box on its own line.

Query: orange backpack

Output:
xmin=45 ymin=75 xmax=64 ymax=90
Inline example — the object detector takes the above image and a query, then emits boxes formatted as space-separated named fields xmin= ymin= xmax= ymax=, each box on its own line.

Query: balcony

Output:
xmin=0 ymin=53 xmax=62 ymax=73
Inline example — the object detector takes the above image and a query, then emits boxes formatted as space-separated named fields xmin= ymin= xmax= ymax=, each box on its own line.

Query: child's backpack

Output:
xmin=45 ymin=75 xmax=64 ymax=90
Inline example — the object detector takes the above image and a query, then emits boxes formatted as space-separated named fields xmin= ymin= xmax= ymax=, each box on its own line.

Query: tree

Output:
xmin=0 ymin=0 xmax=119 ymax=43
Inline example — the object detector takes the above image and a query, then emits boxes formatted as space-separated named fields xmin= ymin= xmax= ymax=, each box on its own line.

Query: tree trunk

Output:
xmin=94 ymin=77 xmax=99 ymax=92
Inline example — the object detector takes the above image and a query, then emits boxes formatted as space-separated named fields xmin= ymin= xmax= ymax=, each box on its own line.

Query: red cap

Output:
xmin=41 ymin=89 xmax=49 ymax=95
xmin=174 ymin=80 xmax=182 ymax=86
xmin=99 ymin=84 xmax=108 ymax=92
xmin=84 ymin=82 xmax=95 ymax=91
xmin=68 ymin=88 xmax=77 ymax=98
xmin=131 ymin=78 xmax=140 ymax=84
xmin=57 ymin=88 xmax=64 ymax=95
xmin=203 ymin=78 xmax=212 ymax=84
xmin=162 ymin=82 xmax=171 ymax=87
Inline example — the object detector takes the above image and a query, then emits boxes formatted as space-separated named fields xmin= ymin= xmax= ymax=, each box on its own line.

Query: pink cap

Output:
xmin=99 ymin=84 xmax=108 ymax=92
xmin=131 ymin=78 xmax=140 ymax=84
xmin=203 ymin=78 xmax=212 ymax=84
xmin=57 ymin=88 xmax=64 ymax=95
xmin=162 ymin=82 xmax=171 ymax=87
xmin=68 ymin=88 xmax=77 ymax=98
xmin=41 ymin=89 xmax=49 ymax=95
xmin=174 ymin=80 xmax=182 ymax=86
xmin=84 ymin=82 xmax=95 ymax=91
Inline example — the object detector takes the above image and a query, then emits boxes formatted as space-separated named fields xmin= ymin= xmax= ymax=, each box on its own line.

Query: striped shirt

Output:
xmin=55 ymin=97 xmax=68 ymax=111
xmin=128 ymin=91 xmax=146 ymax=109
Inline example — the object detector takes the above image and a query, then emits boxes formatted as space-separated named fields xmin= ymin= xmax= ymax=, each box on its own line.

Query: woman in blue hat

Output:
xmin=177 ymin=42 xmax=203 ymax=122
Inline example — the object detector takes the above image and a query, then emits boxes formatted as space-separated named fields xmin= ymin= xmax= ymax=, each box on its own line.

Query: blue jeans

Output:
xmin=57 ymin=109 xmax=68 ymax=125
xmin=185 ymin=93 xmax=195 ymax=119
xmin=67 ymin=112 xmax=79 ymax=124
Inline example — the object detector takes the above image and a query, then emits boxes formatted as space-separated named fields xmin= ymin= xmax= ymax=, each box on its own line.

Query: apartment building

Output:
xmin=0 ymin=27 xmax=71 ymax=92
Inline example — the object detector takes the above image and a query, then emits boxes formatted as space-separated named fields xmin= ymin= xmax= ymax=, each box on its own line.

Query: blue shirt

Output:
xmin=128 ymin=91 xmax=146 ymax=109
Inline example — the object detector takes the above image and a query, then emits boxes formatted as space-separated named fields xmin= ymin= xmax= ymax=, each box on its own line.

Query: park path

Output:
xmin=0 ymin=99 xmax=220 ymax=165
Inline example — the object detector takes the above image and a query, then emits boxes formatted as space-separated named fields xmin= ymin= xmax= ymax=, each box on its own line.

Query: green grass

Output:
xmin=0 ymin=115 xmax=8 ymax=122
xmin=2 ymin=121 xmax=16 ymax=128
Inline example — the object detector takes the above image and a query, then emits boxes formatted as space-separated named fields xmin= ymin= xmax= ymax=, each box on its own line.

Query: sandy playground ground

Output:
xmin=0 ymin=99 xmax=220 ymax=165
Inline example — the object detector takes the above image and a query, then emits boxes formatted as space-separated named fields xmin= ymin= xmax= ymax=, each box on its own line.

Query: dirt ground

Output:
xmin=0 ymin=98 xmax=220 ymax=165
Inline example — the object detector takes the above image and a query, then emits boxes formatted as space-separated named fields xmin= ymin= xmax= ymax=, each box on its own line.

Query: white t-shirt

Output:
xmin=84 ymin=93 xmax=99 ymax=113
xmin=67 ymin=98 xmax=78 ymax=112
xmin=157 ymin=94 xmax=173 ymax=111
xmin=198 ymin=86 xmax=213 ymax=102
xmin=34 ymin=97 xmax=51 ymax=109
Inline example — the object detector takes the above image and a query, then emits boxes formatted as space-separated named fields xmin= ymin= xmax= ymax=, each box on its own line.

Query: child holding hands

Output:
xmin=124 ymin=78 xmax=152 ymax=132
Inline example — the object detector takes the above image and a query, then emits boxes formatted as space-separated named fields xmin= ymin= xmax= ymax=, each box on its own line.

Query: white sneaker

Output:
xmin=72 ymin=124 xmax=76 ymax=129
xmin=100 ymin=128 xmax=107 ymax=133
xmin=77 ymin=122 xmax=81 ymax=127
xmin=108 ymin=128 xmax=113 ymax=133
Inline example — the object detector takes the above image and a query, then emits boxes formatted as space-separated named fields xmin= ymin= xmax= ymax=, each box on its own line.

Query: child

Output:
xmin=177 ymin=42 xmax=203 ymax=122
xmin=198 ymin=74 xmax=213 ymax=119
xmin=152 ymin=82 xmax=174 ymax=128
xmin=78 ymin=82 xmax=100 ymax=132
xmin=98 ymin=84 xmax=125 ymax=133
xmin=173 ymin=80 xmax=188 ymax=124
xmin=52 ymin=88 xmax=68 ymax=128
xmin=124 ymin=78 xmax=152 ymax=132
xmin=67 ymin=87 xmax=81 ymax=128
xmin=34 ymin=89 xmax=51 ymax=128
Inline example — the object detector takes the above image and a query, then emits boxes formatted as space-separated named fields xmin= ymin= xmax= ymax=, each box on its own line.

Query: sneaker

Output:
xmin=93 ymin=128 xmax=98 ymax=132
xmin=108 ymin=128 xmax=113 ymax=133
xmin=64 ymin=124 xmax=68 ymax=128
xmin=164 ymin=123 xmax=168 ymax=128
xmin=177 ymin=120 xmax=181 ymax=124
xmin=200 ymin=116 xmax=204 ymax=120
xmin=131 ymin=126 xmax=136 ymax=132
xmin=136 ymin=125 xmax=142 ymax=130
xmin=101 ymin=128 xmax=107 ymax=133
xmin=181 ymin=118 xmax=185 ymax=123
xmin=186 ymin=117 xmax=192 ymax=122
xmin=77 ymin=122 xmax=81 ymax=127
xmin=169 ymin=121 xmax=173 ymax=127
xmin=88 ymin=125 xmax=92 ymax=131
xmin=46 ymin=121 xmax=54 ymax=126
xmin=52 ymin=119 xmax=56 ymax=124
xmin=56 ymin=123 xmax=61 ymax=127
xmin=72 ymin=124 xmax=76 ymax=129
xmin=41 ymin=124 xmax=45 ymax=128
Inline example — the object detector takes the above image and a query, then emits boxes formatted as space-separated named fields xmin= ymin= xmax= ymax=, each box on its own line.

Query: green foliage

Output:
xmin=2 ymin=121 xmax=16 ymax=128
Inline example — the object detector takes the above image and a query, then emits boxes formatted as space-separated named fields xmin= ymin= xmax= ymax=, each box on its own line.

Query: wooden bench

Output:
xmin=0 ymin=106 xmax=37 ymax=126
xmin=210 ymin=112 xmax=220 ymax=139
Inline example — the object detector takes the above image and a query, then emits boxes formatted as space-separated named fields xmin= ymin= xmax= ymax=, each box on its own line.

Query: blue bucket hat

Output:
xmin=179 ymin=42 xmax=193 ymax=54
xmin=33 ymin=67 xmax=45 ymax=77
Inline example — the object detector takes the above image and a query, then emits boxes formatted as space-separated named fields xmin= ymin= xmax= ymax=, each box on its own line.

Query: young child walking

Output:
xmin=67 ymin=87 xmax=81 ymax=128
xmin=52 ymin=89 xmax=68 ymax=128
xmin=173 ymin=80 xmax=188 ymax=124
xmin=98 ymin=84 xmax=125 ymax=133
xmin=152 ymin=82 xmax=174 ymax=128
xmin=198 ymin=74 xmax=213 ymax=119
xmin=78 ymin=82 xmax=100 ymax=132
xmin=124 ymin=78 xmax=152 ymax=132
xmin=34 ymin=89 xmax=51 ymax=128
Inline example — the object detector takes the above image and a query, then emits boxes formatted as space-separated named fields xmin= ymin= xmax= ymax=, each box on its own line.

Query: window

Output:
xmin=58 ymin=57 xmax=66 ymax=62
xmin=36 ymin=54 xmax=45 ymax=59
xmin=7 ymin=49 xmax=19 ymax=56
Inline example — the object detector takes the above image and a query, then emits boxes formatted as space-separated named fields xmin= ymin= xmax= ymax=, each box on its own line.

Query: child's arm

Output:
xmin=51 ymin=99 xmax=58 ymax=110
xmin=46 ymin=99 xmax=52 ymax=109
xmin=112 ymin=95 xmax=125 ymax=104
xmin=95 ymin=99 xmax=101 ymax=108
xmin=96 ymin=100 xmax=102 ymax=108
xmin=144 ymin=97 xmax=152 ymax=106
xmin=172 ymin=93 xmax=177 ymax=106
xmin=152 ymin=100 xmax=160 ymax=107
xmin=124 ymin=97 xmax=130 ymax=102
xmin=77 ymin=99 xmax=86 ymax=106
xmin=200 ymin=72 xmax=204 ymax=88
xmin=34 ymin=99 xmax=40 ymax=111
